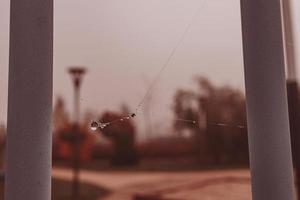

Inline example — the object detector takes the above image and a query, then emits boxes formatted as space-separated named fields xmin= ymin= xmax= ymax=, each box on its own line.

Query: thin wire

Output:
xmin=208 ymin=122 xmax=246 ymax=129
xmin=135 ymin=0 xmax=206 ymax=114
xmin=91 ymin=104 xmax=247 ymax=130
xmin=92 ymin=116 xmax=246 ymax=130
xmin=176 ymin=118 xmax=197 ymax=124
xmin=140 ymin=110 xmax=246 ymax=129
xmin=91 ymin=113 xmax=136 ymax=130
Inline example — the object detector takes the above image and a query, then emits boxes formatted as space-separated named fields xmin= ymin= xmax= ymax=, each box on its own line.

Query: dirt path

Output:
xmin=52 ymin=168 xmax=252 ymax=200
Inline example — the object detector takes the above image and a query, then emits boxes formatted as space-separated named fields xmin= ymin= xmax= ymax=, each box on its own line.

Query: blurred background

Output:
xmin=1 ymin=0 xmax=300 ymax=199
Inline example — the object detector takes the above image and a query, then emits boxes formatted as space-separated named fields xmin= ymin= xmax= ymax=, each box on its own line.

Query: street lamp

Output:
xmin=68 ymin=66 xmax=86 ymax=200
xmin=69 ymin=67 xmax=86 ymax=123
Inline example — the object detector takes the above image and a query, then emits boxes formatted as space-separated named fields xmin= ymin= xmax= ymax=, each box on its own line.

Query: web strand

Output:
xmin=90 ymin=109 xmax=247 ymax=131
xmin=91 ymin=117 xmax=246 ymax=131
xmin=135 ymin=1 xmax=206 ymax=114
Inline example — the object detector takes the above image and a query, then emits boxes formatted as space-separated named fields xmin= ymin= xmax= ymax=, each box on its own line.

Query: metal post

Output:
xmin=5 ymin=0 xmax=53 ymax=200
xmin=69 ymin=67 xmax=86 ymax=200
xmin=282 ymin=0 xmax=300 ymax=197
xmin=240 ymin=0 xmax=295 ymax=199
xmin=282 ymin=0 xmax=296 ymax=80
xmin=72 ymin=84 xmax=80 ymax=200
xmin=287 ymin=80 xmax=300 ymax=196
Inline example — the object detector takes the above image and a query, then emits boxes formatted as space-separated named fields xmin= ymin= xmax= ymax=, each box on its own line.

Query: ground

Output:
xmin=52 ymin=168 xmax=252 ymax=200
xmin=0 ymin=168 xmax=252 ymax=199
xmin=0 ymin=177 xmax=109 ymax=200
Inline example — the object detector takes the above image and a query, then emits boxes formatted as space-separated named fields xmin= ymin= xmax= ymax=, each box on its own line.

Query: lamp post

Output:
xmin=68 ymin=67 xmax=86 ymax=200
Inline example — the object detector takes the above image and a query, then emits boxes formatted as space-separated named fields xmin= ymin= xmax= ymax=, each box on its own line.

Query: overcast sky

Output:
xmin=1 ymin=0 xmax=300 ymax=136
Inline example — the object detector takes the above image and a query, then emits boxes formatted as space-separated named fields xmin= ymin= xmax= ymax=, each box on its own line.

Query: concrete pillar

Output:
xmin=240 ymin=0 xmax=295 ymax=199
xmin=5 ymin=0 xmax=53 ymax=200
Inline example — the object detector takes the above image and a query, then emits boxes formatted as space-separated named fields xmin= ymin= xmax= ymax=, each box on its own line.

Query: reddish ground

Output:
xmin=52 ymin=168 xmax=251 ymax=200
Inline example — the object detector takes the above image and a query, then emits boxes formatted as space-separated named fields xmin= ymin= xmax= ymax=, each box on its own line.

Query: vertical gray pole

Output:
xmin=72 ymin=85 xmax=80 ymax=200
xmin=282 ymin=0 xmax=300 ymax=197
xmin=5 ymin=0 xmax=53 ymax=200
xmin=240 ymin=0 xmax=295 ymax=200
xmin=282 ymin=0 xmax=297 ymax=80
xmin=74 ymin=86 xmax=80 ymax=124
xmin=68 ymin=67 xmax=86 ymax=199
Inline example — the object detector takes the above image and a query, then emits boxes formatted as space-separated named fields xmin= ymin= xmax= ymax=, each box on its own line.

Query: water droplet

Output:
xmin=99 ymin=123 xmax=110 ymax=129
xmin=216 ymin=123 xmax=226 ymax=126
xmin=90 ymin=121 xmax=99 ymax=131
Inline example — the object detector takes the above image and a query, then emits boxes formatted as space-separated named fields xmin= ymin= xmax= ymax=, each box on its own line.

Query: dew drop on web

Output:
xmin=99 ymin=123 xmax=108 ymax=129
xmin=90 ymin=121 xmax=99 ymax=131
